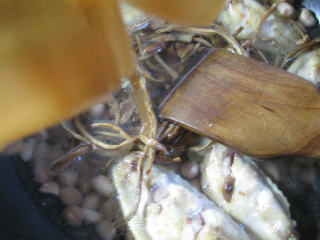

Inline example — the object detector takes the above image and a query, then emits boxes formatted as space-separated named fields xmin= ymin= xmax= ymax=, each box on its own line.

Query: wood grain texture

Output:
xmin=159 ymin=50 xmax=320 ymax=158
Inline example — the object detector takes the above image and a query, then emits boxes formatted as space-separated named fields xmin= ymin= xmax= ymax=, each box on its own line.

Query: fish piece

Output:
xmin=287 ymin=48 xmax=320 ymax=86
xmin=200 ymin=144 xmax=297 ymax=240
xmin=113 ymin=153 xmax=252 ymax=240
xmin=218 ymin=0 xmax=302 ymax=55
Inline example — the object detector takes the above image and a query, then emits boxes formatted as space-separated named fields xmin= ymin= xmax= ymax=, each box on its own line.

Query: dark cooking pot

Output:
xmin=0 ymin=1 xmax=319 ymax=239
xmin=0 ymin=156 xmax=70 ymax=240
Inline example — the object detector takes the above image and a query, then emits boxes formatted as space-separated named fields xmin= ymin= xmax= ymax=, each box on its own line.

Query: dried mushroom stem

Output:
xmin=60 ymin=121 xmax=87 ymax=143
xmin=123 ymin=74 xmax=166 ymax=220
xmin=158 ymin=124 xmax=180 ymax=142
xmin=135 ymin=34 xmax=142 ymax=51
xmin=74 ymin=117 xmax=138 ymax=151
xmin=144 ymin=59 xmax=163 ymax=72
xmin=255 ymin=48 xmax=270 ymax=64
xmin=137 ymin=63 xmax=163 ymax=83
xmin=124 ymin=150 xmax=147 ymax=221
xmin=55 ymin=95 xmax=142 ymax=170
xmin=189 ymin=139 xmax=215 ymax=153
xmin=129 ymin=74 xmax=161 ymax=173
xmin=49 ymin=143 xmax=91 ymax=171
xmin=288 ymin=19 xmax=307 ymax=39
xmin=94 ymin=130 xmax=126 ymax=138
xmin=137 ymin=55 xmax=152 ymax=61
xmin=155 ymin=24 xmax=180 ymax=34
xmin=259 ymin=37 xmax=281 ymax=65
xmin=246 ymin=44 xmax=270 ymax=64
xmin=164 ymin=125 xmax=181 ymax=141
xmin=109 ymin=96 xmax=121 ymax=125
xmin=156 ymin=121 xmax=169 ymax=138
xmin=280 ymin=38 xmax=320 ymax=69
xmin=176 ymin=42 xmax=201 ymax=65
xmin=193 ymin=37 xmax=214 ymax=48
xmin=57 ymin=73 xmax=163 ymax=181
xmin=154 ymin=53 xmax=179 ymax=80
xmin=232 ymin=26 xmax=244 ymax=39
xmin=119 ymin=99 xmax=137 ymax=125
xmin=49 ymin=121 xmax=94 ymax=170
xmin=129 ymin=75 xmax=157 ymax=138
xmin=252 ymin=3 xmax=277 ymax=43
xmin=181 ymin=27 xmax=248 ymax=56
xmin=296 ymin=35 xmax=312 ymax=46
xmin=92 ymin=122 xmax=132 ymax=139
xmin=148 ymin=24 xmax=248 ymax=56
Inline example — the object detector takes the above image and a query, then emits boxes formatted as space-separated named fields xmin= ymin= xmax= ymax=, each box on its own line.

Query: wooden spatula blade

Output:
xmin=159 ymin=49 xmax=320 ymax=158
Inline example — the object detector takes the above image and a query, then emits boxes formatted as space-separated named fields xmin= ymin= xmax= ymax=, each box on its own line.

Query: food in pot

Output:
xmin=113 ymin=153 xmax=251 ymax=240
xmin=200 ymin=143 xmax=297 ymax=240
xmin=2 ymin=0 xmax=320 ymax=239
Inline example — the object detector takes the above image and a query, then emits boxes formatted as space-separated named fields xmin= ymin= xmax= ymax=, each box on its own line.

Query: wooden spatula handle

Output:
xmin=159 ymin=49 xmax=320 ymax=158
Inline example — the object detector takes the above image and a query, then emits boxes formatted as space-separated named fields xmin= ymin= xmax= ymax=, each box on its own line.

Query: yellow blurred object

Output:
xmin=0 ymin=0 xmax=224 ymax=146
xmin=127 ymin=0 xmax=224 ymax=25
xmin=0 ymin=0 xmax=134 ymax=145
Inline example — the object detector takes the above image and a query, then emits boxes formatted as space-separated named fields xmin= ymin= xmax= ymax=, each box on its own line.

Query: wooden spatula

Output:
xmin=159 ymin=49 xmax=320 ymax=159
